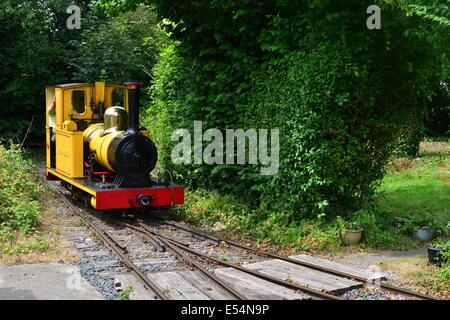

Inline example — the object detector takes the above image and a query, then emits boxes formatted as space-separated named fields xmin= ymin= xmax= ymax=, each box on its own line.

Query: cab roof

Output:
xmin=46 ymin=83 xmax=128 ymax=89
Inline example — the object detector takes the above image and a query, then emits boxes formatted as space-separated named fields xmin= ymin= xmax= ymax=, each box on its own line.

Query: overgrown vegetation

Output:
xmin=71 ymin=4 xmax=167 ymax=87
xmin=1 ymin=1 xmax=447 ymax=222
xmin=174 ymin=150 xmax=450 ymax=253
xmin=0 ymin=143 xmax=55 ymax=258
xmin=0 ymin=1 xmax=448 ymax=273
xmin=146 ymin=0 xmax=449 ymax=222
xmin=0 ymin=0 xmax=164 ymax=141
xmin=379 ymin=254 xmax=449 ymax=298
xmin=0 ymin=143 xmax=44 ymax=234
xmin=0 ymin=0 xmax=96 ymax=140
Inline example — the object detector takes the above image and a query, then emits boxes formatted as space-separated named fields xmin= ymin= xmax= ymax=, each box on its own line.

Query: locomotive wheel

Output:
xmin=83 ymin=197 xmax=90 ymax=208
xmin=71 ymin=189 xmax=80 ymax=201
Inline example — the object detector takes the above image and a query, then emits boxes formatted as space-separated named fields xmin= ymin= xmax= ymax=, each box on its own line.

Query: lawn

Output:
xmin=171 ymin=147 xmax=450 ymax=296
xmin=172 ymin=147 xmax=450 ymax=254
xmin=377 ymin=152 xmax=450 ymax=232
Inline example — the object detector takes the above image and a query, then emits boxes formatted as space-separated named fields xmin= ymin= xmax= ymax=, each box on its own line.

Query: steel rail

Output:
xmin=123 ymin=222 xmax=248 ymax=300
xmin=157 ymin=218 xmax=440 ymax=300
xmin=138 ymin=223 xmax=341 ymax=300
xmin=57 ymin=191 xmax=438 ymax=300
xmin=56 ymin=190 xmax=169 ymax=300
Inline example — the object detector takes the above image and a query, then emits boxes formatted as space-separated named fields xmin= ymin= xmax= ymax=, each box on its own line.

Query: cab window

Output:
xmin=72 ymin=90 xmax=86 ymax=115
xmin=112 ymin=89 xmax=125 ymax=107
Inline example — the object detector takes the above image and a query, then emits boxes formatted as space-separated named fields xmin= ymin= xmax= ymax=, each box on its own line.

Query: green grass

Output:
xmin=377 ymin=152 xmax=450 ymax=229
xmin=0 ymin=142 xmax=53 ymax=258
xmin=173 ymin=150 xmax=450 ymax=253
xmin=423 ymin=137 xmax=450 ymax=143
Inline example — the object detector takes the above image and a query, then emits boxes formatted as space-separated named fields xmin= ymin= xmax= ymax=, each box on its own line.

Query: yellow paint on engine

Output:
xmin=46 ymin=168 xmax=96 ymax=195
xmin=63 ymin=120 xmax=77 ymax=131
xmin=45 ymin=126 xmax=51 ymax=168
xmin=55 ymin=130 xmax=84 ymax=177
xmin=45 ymin=81 xmax=140 ymax=181
xmin=90 ymin=196 xmax=97 ymax=209
xmin=86 ymin=124 xmax=122 ymax=172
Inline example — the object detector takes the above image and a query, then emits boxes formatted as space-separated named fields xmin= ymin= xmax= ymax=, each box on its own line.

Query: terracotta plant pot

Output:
xmin=343 ymin=229 xmax=363 ymax=245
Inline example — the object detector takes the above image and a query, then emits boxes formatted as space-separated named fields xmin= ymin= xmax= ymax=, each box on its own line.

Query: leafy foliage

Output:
xmin=0 ymin=143 xmax=60 ymax=257
xmin=393 ymin=0 xmax=450 ymax=155
xmin=0 ymin=0 xmax=64 ymax=141
xmin=0 ymin=0 xmax=448 ymax=243
xmin=0 ymin=143 xmax=44 ymax=235
xmin=0 ymin=1 xmax=164 ymax=141
xmin=94 ymin=0 xmax=143 ymax=16
xmin=71 ymin=4 xmax=168 ymax=85
xmin=0 ymin=0 xmax=103 ymax=141
xmin=147 ymin=0 xmax=448 ymax=220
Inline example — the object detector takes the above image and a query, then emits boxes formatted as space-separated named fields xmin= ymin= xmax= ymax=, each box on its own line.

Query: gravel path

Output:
xmin=341 ymin=286 xmax=410 ymax=300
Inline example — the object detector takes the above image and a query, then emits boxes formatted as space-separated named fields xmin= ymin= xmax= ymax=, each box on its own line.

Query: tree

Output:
xmin=394 ymin=0 xmax=450 ymax=155
xmin=145 ymin=0 xmax=449 ymax=219
xmin=70 ymin=4 xmax=167 ymax=86
xmin=0 ymin=0 xmax=102 ymax=141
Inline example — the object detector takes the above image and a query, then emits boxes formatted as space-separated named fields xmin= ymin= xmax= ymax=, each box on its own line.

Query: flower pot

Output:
xmin=426 ymin=246 xmax=445 ymax=265
xmin=413 ymin=227 xmax=435 ymax=241
xmin=343 ymin=229 xmax=363 ymax=245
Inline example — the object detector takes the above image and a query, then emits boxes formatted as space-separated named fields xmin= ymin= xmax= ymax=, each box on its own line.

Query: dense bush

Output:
xmin=0 ymin=0 xmax=66 ymax=141
xmin=0 ymin=143 xmax=44 ymax=235
xmin=393 ymin=81 xmax=448 ymax=158
xmin=393 ymin=121 xmax=426 ymax=158
xmin=147 ymin=0 xmax=447 ymax=220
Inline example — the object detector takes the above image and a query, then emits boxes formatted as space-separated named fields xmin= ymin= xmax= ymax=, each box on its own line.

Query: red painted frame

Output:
xmin=46 ymin=168 xmax=184 ymax=210
xmin=95 ymin=186 xmax=184 ymax=210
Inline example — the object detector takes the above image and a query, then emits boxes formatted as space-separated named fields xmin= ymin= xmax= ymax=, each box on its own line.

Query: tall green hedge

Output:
xmin=146 ymin=0 xmax=447 ymax=220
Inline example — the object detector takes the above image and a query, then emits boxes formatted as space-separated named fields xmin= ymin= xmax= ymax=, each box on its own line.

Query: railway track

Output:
xmin=152 ymin=217 xmax=440 ymax=300
xmin=56 ymin=188 xmax=440 ymax=301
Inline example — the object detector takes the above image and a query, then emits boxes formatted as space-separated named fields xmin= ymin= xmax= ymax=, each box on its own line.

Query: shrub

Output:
xmin=145 ymin=0 xmax=448 ymax=224
xmin=148 ymin=13 xmax=438 ymax=221
xmin=394 ymin=123 xmax=426 ymax=158
xmin=0 ymin=143 xmax=44 ymax=235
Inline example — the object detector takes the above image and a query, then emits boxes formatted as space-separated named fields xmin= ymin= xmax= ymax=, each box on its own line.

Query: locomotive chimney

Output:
xmin=124 ymin=81 xmax=141 ymax=134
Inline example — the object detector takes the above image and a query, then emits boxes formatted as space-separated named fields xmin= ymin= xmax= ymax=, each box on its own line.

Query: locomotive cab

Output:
xmin=45 ymin=81 xmax=184 ymax=210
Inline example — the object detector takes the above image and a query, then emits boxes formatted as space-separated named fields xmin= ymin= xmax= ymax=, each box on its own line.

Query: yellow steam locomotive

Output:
xmin=45 ymin=81 xmax=184 ymax=210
